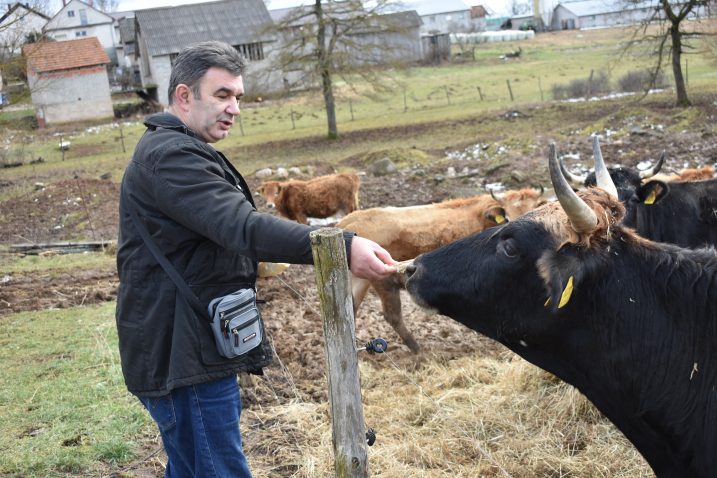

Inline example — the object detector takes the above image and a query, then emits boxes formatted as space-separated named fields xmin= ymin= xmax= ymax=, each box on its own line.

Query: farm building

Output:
xmin=134 ymin=0 xmax=281 ymax=106
xmin=112 ymin=13 xmax=139 ymax=88
xmin=23 ymin=37 xmax=113 ymax=127
xmin=405 ymin=0 xmax=477 ymax=34
xmin=345 ymin=10 xmax=423 ymax=65
xmin=551 ymin=0 xmax=657 ymax=30
xmin=43 ymin=0 xmax=118 ymax=65
xmin=270 ymin=5 xmax=423 ymax=90
xmin=0 ymin=2 xmax=50 ymax=58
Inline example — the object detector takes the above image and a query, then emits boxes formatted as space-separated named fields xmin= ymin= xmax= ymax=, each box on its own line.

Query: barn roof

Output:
xmin=135 ymin=0 xmax=275 ymax=57
xmin=23 ymin=37 xmax=110 ymax=73
xmin=557 ymin=0 xmax=654 ymax=17
xmin=405 ymin=0 xmax=470 ymax=16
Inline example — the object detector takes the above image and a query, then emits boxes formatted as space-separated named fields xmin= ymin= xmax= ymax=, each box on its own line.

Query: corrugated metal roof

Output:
xmin=23 ymin=37 xmax=110 ymax=73
xmin=357 ymin=10 xmax=423 ymax=32
xmin=135 ymin=0 xmax=275 ymax=57
xmin=558 ymin=0 xmax=654 ymax=17
xmin=405 ymin=0 xmax=470 ymax=16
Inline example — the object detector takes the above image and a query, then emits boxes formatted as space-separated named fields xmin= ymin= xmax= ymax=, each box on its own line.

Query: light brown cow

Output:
xmin=652 ymin=166 xmax=715 ymax=183
xmin=338 ymin=192 xmax=549 ymax=352
xmin=491 ymin=186 xmax=547 ymax=220
xmin=256 ymin=173 xmax=360 ymax=224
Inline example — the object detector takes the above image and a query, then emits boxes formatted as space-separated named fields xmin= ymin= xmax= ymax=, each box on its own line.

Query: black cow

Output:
xmin=567 ymin=137 xmax=717 ymax=248
xmin=623 ymin=177 xmax=717 ymax=248
xmin=559 ymin=138 xmax=664 ymax=202
xmin=405 ymin=144 xmax=717 ymax=477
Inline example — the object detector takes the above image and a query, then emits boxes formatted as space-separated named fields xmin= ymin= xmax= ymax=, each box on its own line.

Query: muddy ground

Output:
xmin=1 ymin=97 xmax=716 ymax=476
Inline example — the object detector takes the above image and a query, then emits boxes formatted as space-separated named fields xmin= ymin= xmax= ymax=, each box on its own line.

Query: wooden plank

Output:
xmin=310 ymin=227 xmax=369 ymax=478
xmin=7 ymin=241 xmax=116 ymax=255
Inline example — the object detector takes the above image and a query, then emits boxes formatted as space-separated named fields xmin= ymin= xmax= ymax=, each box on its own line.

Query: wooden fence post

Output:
xmin=310 ymin=227 xmax=369 ymax=478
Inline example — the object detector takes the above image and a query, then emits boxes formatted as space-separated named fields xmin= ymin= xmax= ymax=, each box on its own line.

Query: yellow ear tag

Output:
xmin=558 ymin=276 xmax=574 ymax=308
xmin=644 ymin=190 xmax=657 ymax=205
xmin=495 ymin=214 xmax=506 ymax=224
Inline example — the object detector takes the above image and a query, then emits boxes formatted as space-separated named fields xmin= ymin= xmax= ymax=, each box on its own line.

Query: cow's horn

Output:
xmin=639 ymin=151 xmax=666 ymax=179
xmin=490 ymin=189 xmax=505 ymax=201
xmin=592 ymin=136 xmax=618 ymax=199
xmin=558 ymin=157 xmax=587 ymax=187
xmin=549 ymin=143 xmax=598 ymax=233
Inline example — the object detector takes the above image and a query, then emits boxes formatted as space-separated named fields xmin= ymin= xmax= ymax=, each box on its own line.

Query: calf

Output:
xmin=406 ymin=144 xmax=717 ymax=477
xmin=339 ymin=189 xmax=544 ymax=351
xmin=256 ymin=172 xmax=360 ymax=224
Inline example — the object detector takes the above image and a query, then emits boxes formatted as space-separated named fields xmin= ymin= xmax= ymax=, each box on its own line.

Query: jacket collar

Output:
xmin=144 ymin=112 xmax=202 ymax=140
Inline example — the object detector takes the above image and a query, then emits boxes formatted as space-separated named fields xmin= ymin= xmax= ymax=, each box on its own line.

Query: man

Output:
xmin=115 ymin=41 xmax=396 ymax=477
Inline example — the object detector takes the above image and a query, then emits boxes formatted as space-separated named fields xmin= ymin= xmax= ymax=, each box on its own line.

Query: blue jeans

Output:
xmin=137 ymin=375 xmax=252 ymax=478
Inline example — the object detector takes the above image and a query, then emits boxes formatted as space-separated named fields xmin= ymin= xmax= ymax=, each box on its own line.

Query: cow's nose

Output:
xmin=267 ymin=204 xmax=275 ymax=209
xmin=405 ymin=263 xmax=417 ymax=278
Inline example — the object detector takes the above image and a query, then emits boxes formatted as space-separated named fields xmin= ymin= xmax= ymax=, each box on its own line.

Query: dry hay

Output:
xmin=240 ymin=340 xmax=652 ymax=477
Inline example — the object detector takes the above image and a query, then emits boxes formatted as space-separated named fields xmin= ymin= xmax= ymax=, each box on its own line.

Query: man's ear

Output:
xmin=173 ymin=84 xmax=192 ymax=108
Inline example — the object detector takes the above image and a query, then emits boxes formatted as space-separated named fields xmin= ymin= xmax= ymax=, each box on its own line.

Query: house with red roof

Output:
xmin=23 ymin=36 xmax=112 ymax=127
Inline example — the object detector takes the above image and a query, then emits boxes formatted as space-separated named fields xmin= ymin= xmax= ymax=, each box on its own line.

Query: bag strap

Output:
xmin=122 ymin=187 xmax=210 ymax=321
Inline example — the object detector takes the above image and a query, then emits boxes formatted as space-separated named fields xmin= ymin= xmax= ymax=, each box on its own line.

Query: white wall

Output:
xmin=29 ymin=69 xmax=114 ymax=125
xmin=44 ymin=0 xmax=117 ymax=62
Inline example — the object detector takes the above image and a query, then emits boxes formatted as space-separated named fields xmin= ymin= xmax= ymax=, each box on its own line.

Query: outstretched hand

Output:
xmin=349 ymin=236 xmax=398 ymax=281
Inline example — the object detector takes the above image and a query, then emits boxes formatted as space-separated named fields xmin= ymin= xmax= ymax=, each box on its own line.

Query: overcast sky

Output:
xmin=115 ymin=0 xmax=515 ymax=16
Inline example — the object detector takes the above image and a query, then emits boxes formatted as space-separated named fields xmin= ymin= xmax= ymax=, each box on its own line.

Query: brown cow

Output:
xmin=256 ymin=172 xmax=360 ymax=224
xmin=652 ymin=166 xmax=715 ymax=183
xmin=339 ymin=190 xmax=543 ymax=352
xmin=491 ymin=186 xmax=547 ymax=220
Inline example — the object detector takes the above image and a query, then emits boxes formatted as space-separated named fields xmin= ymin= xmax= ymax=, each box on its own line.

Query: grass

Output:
xmin=2 ymin=23 xmax=715 ymax=181
xmin=0 ymin=250 xmax=115 ymax=275
xmin=0 ymin=303 xmax=155 ymax=478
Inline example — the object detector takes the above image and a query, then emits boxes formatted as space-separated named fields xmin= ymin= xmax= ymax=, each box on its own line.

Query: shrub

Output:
xmin=617 ymin=69 xmax=667 ymax=92
xmin=551 ymin=71 xmax=610 ymax=100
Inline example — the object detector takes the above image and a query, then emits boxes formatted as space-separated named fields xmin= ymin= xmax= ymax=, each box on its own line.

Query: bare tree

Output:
xmin=1 ymin=1 xmax=50 ymax=98
xmin=266 ymin=0 xmax=421 ymax=139
xmin=510 ymin=0 xmax=532 ymax=16
xmin=93 ymin=0 xmax=120 ymax=13
xmin=624 ymin=0 xmax=716 ymax=106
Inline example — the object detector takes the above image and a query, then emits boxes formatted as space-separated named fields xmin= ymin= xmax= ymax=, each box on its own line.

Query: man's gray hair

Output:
xmin=168 ymin=41 xmax=247 ymax=105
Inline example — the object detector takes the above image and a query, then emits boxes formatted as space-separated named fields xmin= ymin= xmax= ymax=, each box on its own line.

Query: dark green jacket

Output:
xmin=116 ymin=113 xmax=353 ymax=396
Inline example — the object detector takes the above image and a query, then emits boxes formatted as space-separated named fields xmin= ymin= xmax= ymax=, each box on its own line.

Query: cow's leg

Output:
xmin=372 ymin=275 xmax=420 ymax=352
xmin=350 ymin=276 xmax=371 ymax=315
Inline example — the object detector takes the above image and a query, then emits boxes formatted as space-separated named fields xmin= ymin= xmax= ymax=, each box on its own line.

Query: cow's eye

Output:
xmin=498 ymin=238 xmax=518 ymax=259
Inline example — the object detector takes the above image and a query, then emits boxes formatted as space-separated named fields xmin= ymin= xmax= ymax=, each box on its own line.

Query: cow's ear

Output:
xmin=637 ymin=180 xmax=669 ymax=205
xmin=540 ymin=249 xmax=583 ymax=312
xmin=485 ymin=207 xmax=508 ymax=224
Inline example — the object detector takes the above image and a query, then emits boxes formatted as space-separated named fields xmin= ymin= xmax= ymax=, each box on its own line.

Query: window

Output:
xmin=67 ymin=10 xmax=75 ymax=17
xmin=79 ymin=9 xmax=87 ymax=25
xmin=75 ymin=30 xmax=87 ymax=37
xmin=233 ymin=43 xmax=264 ymax=61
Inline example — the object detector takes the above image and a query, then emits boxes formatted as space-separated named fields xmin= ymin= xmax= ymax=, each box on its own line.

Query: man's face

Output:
xmin=184 ymin=67 xmax=243 ymax=143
